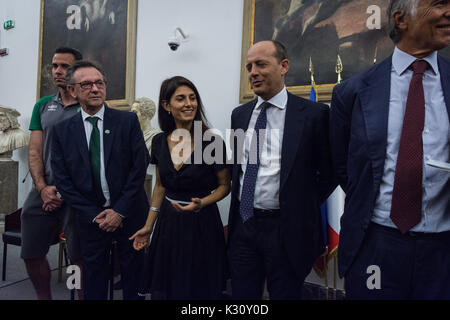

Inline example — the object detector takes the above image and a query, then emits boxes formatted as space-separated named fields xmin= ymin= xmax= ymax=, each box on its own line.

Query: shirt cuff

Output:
xmin=116 ymin=212 xmax=125 ymax=219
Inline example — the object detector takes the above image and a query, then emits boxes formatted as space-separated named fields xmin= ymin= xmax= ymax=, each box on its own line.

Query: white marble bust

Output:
xmin=0 ymin=106 xmax=29 ymax=155
xmin=130 ymin=97 xmax=160 ymax=154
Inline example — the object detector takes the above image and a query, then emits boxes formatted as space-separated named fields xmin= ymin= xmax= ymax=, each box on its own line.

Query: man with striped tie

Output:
xmin=227 ymin=40 xmax=335 ymax=299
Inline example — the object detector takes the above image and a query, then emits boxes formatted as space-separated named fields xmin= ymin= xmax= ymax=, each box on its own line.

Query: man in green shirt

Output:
xmin=22 ymin=47 xmax=83 ymax=300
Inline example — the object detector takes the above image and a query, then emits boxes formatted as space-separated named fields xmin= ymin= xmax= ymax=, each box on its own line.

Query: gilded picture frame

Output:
xmin=37 ymin=0 xmax=137 ymax=109
xmin=240 ymin=0 xmax=395 ymax=103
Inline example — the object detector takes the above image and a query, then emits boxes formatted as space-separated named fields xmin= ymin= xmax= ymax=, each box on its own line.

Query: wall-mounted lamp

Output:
xmin=168 ymin=27 xmax=189 ymax=51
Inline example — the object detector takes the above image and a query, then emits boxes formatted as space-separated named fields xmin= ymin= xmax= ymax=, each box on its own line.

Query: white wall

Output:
xmin=0 ymin=0 xmax=42 ymax=205
xmin=0 ymin=0 xmax=343 ymax=289
xmin=134 ymin=0 xmax=244 ymax=224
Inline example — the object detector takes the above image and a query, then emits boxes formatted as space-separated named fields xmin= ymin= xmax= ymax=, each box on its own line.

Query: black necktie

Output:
xmin=87 ymin=116 xmax=105 ymax=203
xmin=239 ymin=102 xmax=269 ymax=222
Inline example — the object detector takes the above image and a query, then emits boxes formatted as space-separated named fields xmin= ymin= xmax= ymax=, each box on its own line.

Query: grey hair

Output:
xmin=387 ymin=0 xmax=419 ymax=43
xmin=65 ymin=60 xmax=106 ymax=85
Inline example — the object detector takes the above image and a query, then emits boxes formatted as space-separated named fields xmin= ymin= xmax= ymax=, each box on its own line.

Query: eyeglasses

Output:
xmin=72 ymin=80 xmax=107 ymax=90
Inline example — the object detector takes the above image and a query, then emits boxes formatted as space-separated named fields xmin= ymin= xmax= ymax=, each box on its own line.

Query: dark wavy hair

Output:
xmin=158 ymin=76 xmax=209 ymax=134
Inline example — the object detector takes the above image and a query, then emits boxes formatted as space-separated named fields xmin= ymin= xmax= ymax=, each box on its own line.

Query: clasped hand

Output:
xmin=95 ymin=209 xmax=123 ymax=233
xmin=41 ymin=185 xmax=63 ymax=212
xmin=171 ymin=198 xmax=203 ymax=213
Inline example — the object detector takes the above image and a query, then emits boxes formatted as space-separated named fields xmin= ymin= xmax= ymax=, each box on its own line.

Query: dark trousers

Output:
xmin=345 ymin=222 xmax=450 ymax=300
xmin=228 ymin=213 xmax=304 ymax=300
xmin=78 ymin=221 xmax=144 ymax=300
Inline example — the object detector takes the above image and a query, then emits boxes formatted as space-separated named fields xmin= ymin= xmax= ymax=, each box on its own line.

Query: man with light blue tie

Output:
xmin=227 ymin=40 xmax=335 ymax=299
xmin=330 ymin=0 xmax=450 ymax=299
xmin=51 ymin=61 xmax=149 ymax=299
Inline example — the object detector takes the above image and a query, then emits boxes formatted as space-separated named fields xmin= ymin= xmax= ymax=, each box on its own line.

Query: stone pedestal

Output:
xmin=144 ymin=174 xmax=153 ymax=204
xmin=0 ymin=151 xmax=18 ymax=224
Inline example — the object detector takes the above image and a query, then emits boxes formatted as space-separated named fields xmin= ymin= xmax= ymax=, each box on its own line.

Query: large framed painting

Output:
xmin=239 ymin=0 xmax=450 ymax=102
xmin=37 ymin=0 xmax=137 ymax=109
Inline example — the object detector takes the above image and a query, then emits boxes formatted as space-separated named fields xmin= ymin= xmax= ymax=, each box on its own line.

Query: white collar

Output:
xmin=256 ymin=86 xmax=288 ymax=110
xmin=392 ymin=46 xmax=438 ymax=76
xmin=81 ymin=105 xmax=105 ymax=121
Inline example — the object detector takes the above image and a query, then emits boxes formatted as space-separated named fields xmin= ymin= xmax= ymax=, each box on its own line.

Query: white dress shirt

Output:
xmin=81 ymin=106 xmax=111 ymax=207
xmin=238 ymin=87 xmax=288 ymax=209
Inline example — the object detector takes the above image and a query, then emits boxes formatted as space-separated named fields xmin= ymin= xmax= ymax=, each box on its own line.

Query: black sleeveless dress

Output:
xmin=139 ymin=132 xmax=227 ymax=300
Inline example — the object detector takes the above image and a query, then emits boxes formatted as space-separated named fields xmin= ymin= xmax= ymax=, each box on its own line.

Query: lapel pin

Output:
xmin=105 ymin=130 xmax=111 ymax=134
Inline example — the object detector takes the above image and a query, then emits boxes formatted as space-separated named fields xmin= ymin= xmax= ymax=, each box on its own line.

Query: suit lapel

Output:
xmin=438 ymin=55 xmax=450 ymax=122
xmin=280 ymin=93 xmax=306 ymax=191
xmin=358 ymin=57 xmax=392 ymax=193
xmin=238 ymin=100 xmax=257 ymax=130
xmin=72 ymin=113 xmax=90 ymax=168
xmin=232 ymin=100 xmax=256 ymax=186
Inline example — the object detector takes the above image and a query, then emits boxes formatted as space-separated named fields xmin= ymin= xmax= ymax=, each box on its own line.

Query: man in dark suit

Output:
xmin=330 ymin=0 xmax=450 ymax=299
xmin=228 ymin=40 xmax=335 ymax=299
xmin=51 ymin=60 xmax=149 ymax=300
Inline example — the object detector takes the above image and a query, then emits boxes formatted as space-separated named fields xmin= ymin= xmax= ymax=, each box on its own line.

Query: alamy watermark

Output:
xmin=66 ymin=265 xmax=81 ymax=290
xmin=366 ymin=5 xmax=382 ymax=30
xmin=170 ymin=121 xmax=281 ymax=166
xmin=366 ymin=265 xmax=381 ymax=290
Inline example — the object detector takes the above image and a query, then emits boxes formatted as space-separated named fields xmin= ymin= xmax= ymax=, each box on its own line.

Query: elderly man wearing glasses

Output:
xmin=51 ymin=60 xmax=149 ymax=300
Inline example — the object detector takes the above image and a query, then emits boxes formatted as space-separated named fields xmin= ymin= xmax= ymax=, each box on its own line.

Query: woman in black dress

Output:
xmin=129 ymin=76 xmax=230 ymax=300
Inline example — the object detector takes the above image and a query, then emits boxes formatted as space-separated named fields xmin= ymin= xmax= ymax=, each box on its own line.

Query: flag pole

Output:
xmin=333 ymin=58 xmax=344 ymax=300
xmin=335 ymin=54 xmax=343 ymax=84
xmin=373 ymin=45 xmax=378 ymax=65
xmin=310 ymin=56 xmax=330 ymax=298
xmin=309 ymin=56 xmax=315 ymax=87
xmin=309 ymin=57 xmax=318 ymax=102
xmin=324 ymin=246 xmax=329 ymax=300
xmin=333 ymin=253 xmax=337 ymax=300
